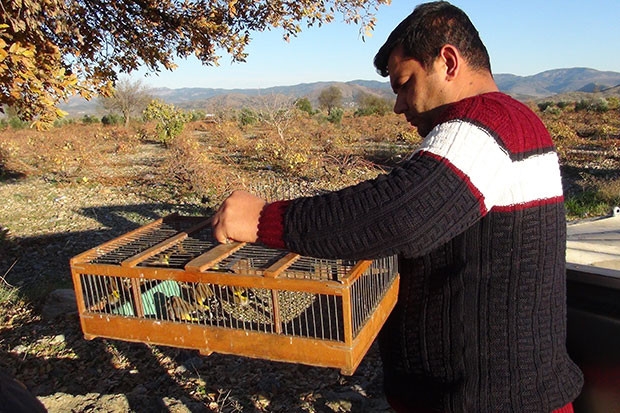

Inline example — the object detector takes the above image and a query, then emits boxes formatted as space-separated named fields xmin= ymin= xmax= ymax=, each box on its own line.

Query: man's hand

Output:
xmin=211 ymin=190 xmax=266 ymax=244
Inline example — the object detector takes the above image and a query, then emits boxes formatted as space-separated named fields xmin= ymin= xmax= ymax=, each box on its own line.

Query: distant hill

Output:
xmin=494 ymin=67 xmax=620 ymax=100
xmin=149 ymin=80 xmax=395 ymax=111
xmin=60 ymin=67 xmax=620 ymax=115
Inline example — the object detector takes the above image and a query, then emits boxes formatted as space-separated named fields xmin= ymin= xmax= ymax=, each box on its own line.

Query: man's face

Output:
xmin=388 ymin=45 xmax=448 ymax=137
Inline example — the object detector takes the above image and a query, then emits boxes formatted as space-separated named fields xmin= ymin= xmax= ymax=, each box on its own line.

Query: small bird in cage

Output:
xmin=166 ymin=296 xmax=202 ymax=322
xmin=194 ymin=283 xmax=216 ymax=307
xmin=230 ymin=286 xmax=251 ymax=307
xmin=151 ymin=252 xmax=171 ymax=266
xmin=89 ymin=277 xmax=123 ymax=311
xmin=230 ymin=258 xmax=252 ymax=274
xmin=174 ymin=243 xmax=187 ymax=255
xmin=180 ymin=282 xmax=220 ymax=311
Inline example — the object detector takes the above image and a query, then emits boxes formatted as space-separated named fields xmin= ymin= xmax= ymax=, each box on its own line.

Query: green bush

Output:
xmin=575 ymin=98 xmax=609 ymax=113
xmin=81 ymin=114 xmax=100 ymax=124
xmin=565 ymin=191 xmax=612 ymax=219
xmin=537 ymin=101 xmax=554 ymax=112
xmin=142 ymin=100 xmax=191 ymax=146
xmin=7 ymin=116 xmax=28 ymax=129
xmin=295 ymin=97 xmax=315 ymax=115
xmin=190 ymin=110 xmax=207 ymax=122
xmin=594 ymin=98 xmax=609 ymax=113
xmin=355 ymin=93 xmax=392 ymax=116
xmin=53 ymin=117 xmax=76 ymax=127
xmin=543 ymin=105 xmax=562 ymax=115
xmin=574 ymin=100 xmax=588 ymax=112
xmin=238 ymin=108 xmax=258 ymax=127
xmin=101 ymin=113 xmax=123 ymax=125
xmin=327 ymin=107 xmax=344 ymax=124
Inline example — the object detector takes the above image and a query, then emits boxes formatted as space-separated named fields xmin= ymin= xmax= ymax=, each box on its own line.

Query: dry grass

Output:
xmin=539 ymin=105 xmax=620 ymax=218
xmin=1 ymin=103 xmax=618 ymax=215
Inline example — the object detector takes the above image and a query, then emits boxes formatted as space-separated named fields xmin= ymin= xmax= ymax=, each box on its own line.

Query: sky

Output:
xmin=136 ymin=0 xmax=620 ymax=90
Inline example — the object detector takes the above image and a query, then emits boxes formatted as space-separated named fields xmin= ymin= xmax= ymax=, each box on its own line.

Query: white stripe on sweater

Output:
xmin=413 ymin=120 xmax=563 ymax=210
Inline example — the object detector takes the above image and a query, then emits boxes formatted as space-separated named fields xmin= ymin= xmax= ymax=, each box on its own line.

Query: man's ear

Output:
xmin=438 ymin=44 xmax=460 ymax=80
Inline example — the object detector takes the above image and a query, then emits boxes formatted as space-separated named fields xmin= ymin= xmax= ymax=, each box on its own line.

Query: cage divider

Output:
xmin=340 ymin=260 xmax=373 ymax=285
xmin=264 ymin=253 xmax=301 ymax=277
xmin=341 ymin=289 xmax=354 ymax=346
xmin=184 ymin=242 xmax=246 ymax=272
xmin=131 ymin=277 xmax=145 ymax=318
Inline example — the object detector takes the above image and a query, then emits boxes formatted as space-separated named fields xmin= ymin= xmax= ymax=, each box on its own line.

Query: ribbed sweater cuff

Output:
xmin=552 ymin=403 xmax=574 ymax=413
xmin=257 ymin=200 xmax=291 ymax=250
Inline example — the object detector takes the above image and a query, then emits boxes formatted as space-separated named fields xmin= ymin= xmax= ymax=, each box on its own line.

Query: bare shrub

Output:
xmin=342 ymin=113 xmax=415 ymax=144
xmin=165 ymin=131 xmax=241 ymax=203
xmin=1 ymin=125 xmax=98 ymax=179
xmin=209 ymin=120 xmax=248 ymax=150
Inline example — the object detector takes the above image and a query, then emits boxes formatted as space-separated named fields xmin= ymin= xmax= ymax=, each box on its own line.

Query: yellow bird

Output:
xmin=193 ymin=283 xmax=216 ymax=309
xmin=230 ymin=286 xmax=250 ymax=307
xmin=88 ymin=277 xmax=122 ymax=311
xmin=166 ymin=296 xmax=199 ymax=322
xmin=153 ymin=253 xmax=171 ymax=266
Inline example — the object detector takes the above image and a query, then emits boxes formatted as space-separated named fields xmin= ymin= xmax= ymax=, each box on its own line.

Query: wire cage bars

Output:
xmin=70 ymin=213 xmax=399 ymax=375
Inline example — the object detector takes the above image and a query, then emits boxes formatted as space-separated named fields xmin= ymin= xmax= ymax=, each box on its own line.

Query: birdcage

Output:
xmin=70 ymin=213 xmax=399 ymax=375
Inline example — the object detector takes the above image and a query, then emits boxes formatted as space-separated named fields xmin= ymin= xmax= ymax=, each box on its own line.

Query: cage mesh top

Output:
xmin=84 ymin=215 xmax=359 ymax=282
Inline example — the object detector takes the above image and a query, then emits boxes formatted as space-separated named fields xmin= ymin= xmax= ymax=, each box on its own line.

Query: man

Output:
xmin=211 ymin=2 xmax=583 ymax=412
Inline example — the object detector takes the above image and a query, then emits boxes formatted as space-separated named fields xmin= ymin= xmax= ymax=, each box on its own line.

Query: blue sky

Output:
xmin=137 ymin=0 xmax=620 ymax=89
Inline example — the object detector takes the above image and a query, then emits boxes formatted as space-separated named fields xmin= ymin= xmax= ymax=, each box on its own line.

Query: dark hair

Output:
xmin=374 ymin=1 xmax=491 ymax=77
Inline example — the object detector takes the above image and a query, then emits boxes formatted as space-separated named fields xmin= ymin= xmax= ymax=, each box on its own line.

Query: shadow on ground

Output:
xmin=0 ymin=202 xmax=389 ymax=412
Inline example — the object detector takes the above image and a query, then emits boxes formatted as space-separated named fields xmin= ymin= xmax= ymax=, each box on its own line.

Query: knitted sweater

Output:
xmin=257 ymin=92 xmax=583 ymax=412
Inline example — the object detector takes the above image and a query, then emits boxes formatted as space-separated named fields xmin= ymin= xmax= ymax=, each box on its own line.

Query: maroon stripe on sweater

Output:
xmin=436 ymin=92 xmax=555 ymax=158
xmin=490 ymin=195 xmax=565 ymax=212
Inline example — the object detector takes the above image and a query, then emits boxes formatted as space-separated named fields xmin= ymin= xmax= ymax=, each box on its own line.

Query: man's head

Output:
xmin=374 ymin=1 xmax=491 ymax=76
xmin=374 ymin=1 xmax=496 ymax=136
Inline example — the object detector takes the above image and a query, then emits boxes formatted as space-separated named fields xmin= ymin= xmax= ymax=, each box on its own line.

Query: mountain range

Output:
xmin=61 ymin=67 xmax=620 ymax=115
xmin=494 ymin=67 xmax=620 ymax=100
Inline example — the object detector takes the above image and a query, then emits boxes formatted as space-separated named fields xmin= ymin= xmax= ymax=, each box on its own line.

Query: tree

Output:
xmin=354 ymin=92 xmax=392 ymax=116
xmin=0 ymin=0 xmax=389 ymax=129
xmin=318 ymin=85 xmax=343 ymax=116
xmin=143 ymin=100 xmax=191 ymax=146
xmin=100 ymin=78 xmax=152 ymax=127
xmin=295 ymin=97 xmax=315 ymax=115
xmin=256 ymin=94 xmax=298 ymax=143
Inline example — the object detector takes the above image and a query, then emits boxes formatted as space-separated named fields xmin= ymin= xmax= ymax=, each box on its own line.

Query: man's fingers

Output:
xmin=210 ymin=190 xmax=265 ymax=244
xmin=211 ymin=212 xmax=227 ymax=243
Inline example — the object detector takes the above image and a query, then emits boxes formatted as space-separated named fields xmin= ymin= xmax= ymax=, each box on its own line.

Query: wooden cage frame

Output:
xmin=70 ymin=214 xmax=399 ymax=375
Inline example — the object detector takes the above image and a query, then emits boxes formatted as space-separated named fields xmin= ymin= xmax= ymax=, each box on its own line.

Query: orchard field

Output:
xmin=0 ymin=99 xmax=619 ymax=412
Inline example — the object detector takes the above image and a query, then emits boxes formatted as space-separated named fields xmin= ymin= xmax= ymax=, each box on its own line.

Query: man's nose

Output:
xmin=393 ymin=94 xmax=406 ymax=114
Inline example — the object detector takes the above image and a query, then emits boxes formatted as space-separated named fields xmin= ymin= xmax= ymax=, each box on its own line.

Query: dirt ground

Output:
xmin=0 ymin=141 xmax=394 ymax=413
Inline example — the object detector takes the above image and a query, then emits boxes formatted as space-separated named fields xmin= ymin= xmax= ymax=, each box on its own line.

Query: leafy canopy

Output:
xmin=143 ymin=99 xmax=191 ymax=145
xmin=0 ymin=0 xmax=389 ymax=129
xmin=318 ymin=85 xmax=343 ymax=115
